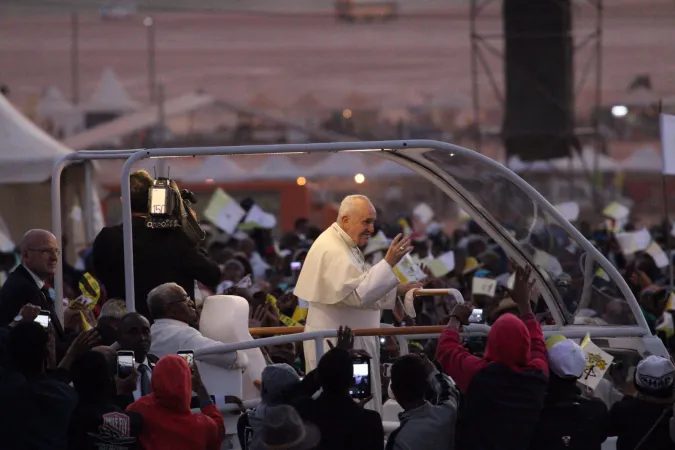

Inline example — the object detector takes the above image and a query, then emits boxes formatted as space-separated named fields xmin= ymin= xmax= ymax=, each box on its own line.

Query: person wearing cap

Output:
xmin=436 ymin=266 xmax=548 ymax=450
xmin=250 ymin=404 xmax=320 ymax=450
xmin=608 ymin=355 xmax=675 ymax=450
xmin=530 ymin=336 xmax=609 ymax=450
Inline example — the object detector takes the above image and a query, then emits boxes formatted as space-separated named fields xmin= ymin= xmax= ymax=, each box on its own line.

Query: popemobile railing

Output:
xmin=202 ymin=322 xmax=648 ymax=414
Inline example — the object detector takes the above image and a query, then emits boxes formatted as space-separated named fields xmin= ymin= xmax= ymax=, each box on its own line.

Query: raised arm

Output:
xmin=436 ymin=304 xmax=488 ymax=393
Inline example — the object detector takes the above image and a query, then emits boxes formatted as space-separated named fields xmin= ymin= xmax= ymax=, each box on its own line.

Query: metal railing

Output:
xmin=200 ymin=321 xmax=650 ymax=414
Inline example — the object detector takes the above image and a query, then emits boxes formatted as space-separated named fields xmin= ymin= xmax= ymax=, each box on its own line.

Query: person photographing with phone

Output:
xmin=126 ymin=354 xmax=224 ymax=450
xmin=294 ymin=195 xmax=423 ymax=412
xmin=435 ymin=266 xmax=549 ymax=450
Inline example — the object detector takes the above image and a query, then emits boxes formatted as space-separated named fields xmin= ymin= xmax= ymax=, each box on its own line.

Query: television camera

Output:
xmin=146 ymin=178 xmax=205 ymax=243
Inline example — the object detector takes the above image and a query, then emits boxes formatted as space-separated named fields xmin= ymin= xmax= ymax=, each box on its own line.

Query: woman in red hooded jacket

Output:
xmin=127 ymin=354 xmax=225 ymax=450
xmin=436 ymin=266 xmax=549 ymax=450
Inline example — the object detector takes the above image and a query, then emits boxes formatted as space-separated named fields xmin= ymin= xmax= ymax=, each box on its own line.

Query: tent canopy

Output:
xmin=0 ymin=94 xmax=72 ymax=183
xmin=81 ymin=68 xmax=139 ymax=114
xmin=618 ymin=147 xmax=662 ymax=173
xmin=37 ymin=85 xmax=76 ymax=116
xmin=65 ymin=92 xmax=215 ymax=150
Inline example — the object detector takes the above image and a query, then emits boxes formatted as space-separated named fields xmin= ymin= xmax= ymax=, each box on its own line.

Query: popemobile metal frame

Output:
xmin=51 ymin=140 xmax=667 ymax=385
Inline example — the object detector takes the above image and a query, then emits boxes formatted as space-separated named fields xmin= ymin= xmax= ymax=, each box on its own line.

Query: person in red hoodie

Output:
xmin=126 ymin=354 xmax=225 ymax=450
xmin=436 ymin=266 xmax=549 ymax=450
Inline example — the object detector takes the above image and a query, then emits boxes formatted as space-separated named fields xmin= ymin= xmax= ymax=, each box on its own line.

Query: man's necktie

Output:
xmin=40 ymin=287 xmax=64 ymax=338
xmin=138 ymin=364 xmax=152 ymax=397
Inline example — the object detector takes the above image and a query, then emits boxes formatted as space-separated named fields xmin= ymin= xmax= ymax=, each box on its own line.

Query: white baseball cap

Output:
xmin=546 ymin=335 xmax=586 ymax=379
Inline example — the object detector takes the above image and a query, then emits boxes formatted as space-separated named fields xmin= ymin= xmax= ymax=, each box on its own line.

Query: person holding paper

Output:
xmin=436 ymin=266 xmax=549 ymax=450
xmin=294 ymin=195 xmax=423 ymax=412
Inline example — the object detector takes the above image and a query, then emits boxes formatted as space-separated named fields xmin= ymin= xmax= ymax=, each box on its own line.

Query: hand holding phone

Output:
xmin=178 ymin=351 xmax=195 ymax=371
xmin=34 ymin=310 xmax=51 ymax=329
xmin=117 ymin=350 xmax=135 ymax=379
xmin=349 ymin=356 xmax=371 ymax=399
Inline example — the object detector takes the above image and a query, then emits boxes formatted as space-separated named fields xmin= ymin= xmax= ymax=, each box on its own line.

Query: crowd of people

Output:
xmin=1 ymin=169 xmax=675 ymax=449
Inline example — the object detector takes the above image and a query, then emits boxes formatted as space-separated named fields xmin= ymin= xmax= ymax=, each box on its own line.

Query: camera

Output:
xmin=146 ymin=177 xmax=205 ymax=243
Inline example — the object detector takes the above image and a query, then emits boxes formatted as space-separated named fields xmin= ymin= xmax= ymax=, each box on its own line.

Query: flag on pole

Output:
xmin=661 ymin=114 xmax=675 ymax=175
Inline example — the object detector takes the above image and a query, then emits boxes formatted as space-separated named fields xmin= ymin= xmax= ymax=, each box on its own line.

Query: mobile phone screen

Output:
xmin=290 ymin=261 xmax=302 ymax=271
xmin=117 ymin=352 xmax=134 ymax=378
xmin=469 ymin=308 xmax=484 ymax=324
xmin=178 ymin=351 xmax=195 ymax=369
xmin=349 ymin=359 xmax=371 ymax=399
xmin=35 ymin=312 xmax=50 ymax=329
xmin=150 ymin=187 xmax=167 ymax=215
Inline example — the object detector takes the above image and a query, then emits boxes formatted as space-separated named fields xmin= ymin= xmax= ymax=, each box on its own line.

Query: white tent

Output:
xmin=507 ymin=148 xmax=618 ymax=173
xmin=550 ymin=148 xmax=619 ymax=173
xmin=36 ymin=86 xmax=84 ymax=138
xmin=0 ymin=93 xmax=72 ymax=183
xmin=617 ymin=147 xmax=662 ymax=173
xmin=81 ymin=68 xmax=139 ymax=114
xmin=0 ymin=94 xmax=93 ymax=259
xmin=66 ymin=92 xmax=215 ymax=150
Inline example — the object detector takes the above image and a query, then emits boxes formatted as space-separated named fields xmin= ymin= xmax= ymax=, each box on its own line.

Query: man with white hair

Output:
xmin=146 ymin=282 xmax=247 ymax=370
xmin=295 ymin=195 xmax=421 ymax=412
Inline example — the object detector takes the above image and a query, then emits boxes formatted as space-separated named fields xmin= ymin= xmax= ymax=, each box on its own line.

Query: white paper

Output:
xmin=472 ymin=277 xmax=497 ymax=297
xmin=602 ymin=202 xmax=630 ymax=221
xmin=554 ymin=201 xmax=580 ymax=222
xmin=578 ymin=341 xmax=614 ymax=390
xmin=507 ymin=272 xmax=516 ymax=290
xmin=615 ymin=228 xmax=651 ymax=255
xmin=661 ymin=114 xmax=675 ymax=175
xmin=204 ymin=188 xmax=246 ymax=234
xmin=533 ymin=250 xmax=563 ymax=276
xmin=646 ymin=241 xmax=669 ymax=269
xmin=413 ymin=203 xmax=434 ymax=226
xmin=393 ymin=254 xmax=426 ymax=284
xmin=240 ymin=204 xmax=277 ymax=230
xmin=425 ymin=251 xmax=455 ymax=277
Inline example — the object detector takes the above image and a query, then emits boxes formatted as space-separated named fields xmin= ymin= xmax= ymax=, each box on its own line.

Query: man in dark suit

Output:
xmin=0 ymin=229 xmax=65 ymax=341
xmin=115 ymin=312 xmax=158 ymax=409
xmin=92 ymin=170 xmax=221 ymax=319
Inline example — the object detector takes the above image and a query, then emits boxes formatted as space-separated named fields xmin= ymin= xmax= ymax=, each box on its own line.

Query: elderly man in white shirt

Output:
xmin=147 ymin=282 xmax=247 ymax=370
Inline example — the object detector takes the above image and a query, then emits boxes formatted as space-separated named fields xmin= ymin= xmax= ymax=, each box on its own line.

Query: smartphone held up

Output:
xmin=178 ymin=350 xmax=195 ymax=371
xmin=117 ymin=350 xmax=134 ymax=378
xmin=34 ymin=310 xmax=50 ymax=329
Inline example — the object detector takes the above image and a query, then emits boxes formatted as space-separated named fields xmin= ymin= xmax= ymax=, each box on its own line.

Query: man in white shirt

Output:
xmin=294 ymin=195 xmax=421 ymax=412
xmin=147 ymin=282 xmax=247 ymax=370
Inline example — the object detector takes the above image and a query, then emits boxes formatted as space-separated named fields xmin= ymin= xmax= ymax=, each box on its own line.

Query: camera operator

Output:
xmin=92 ymin=170 xmax=220 ymax=319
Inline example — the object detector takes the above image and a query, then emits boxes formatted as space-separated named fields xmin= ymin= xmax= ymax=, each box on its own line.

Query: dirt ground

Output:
xmin=0 ymin=0 xmax=674 ymax=117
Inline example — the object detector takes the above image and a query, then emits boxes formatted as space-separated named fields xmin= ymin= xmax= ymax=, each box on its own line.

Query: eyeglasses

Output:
xmin=27 ymin=248 xmax=60 ymax=257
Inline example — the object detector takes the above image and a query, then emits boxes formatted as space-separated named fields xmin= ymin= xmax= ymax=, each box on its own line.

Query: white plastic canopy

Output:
xmin=51 ymin=140 xmax=666 ymax=357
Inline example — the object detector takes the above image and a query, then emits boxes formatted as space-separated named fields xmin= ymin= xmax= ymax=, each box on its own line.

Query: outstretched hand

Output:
xmin=384 ymin=234 xmax=413 ymax=268
xmin=327 ymin=326 xmax=354 ymax=351
xmin=512 ymin=265 xmax=534 ymax=313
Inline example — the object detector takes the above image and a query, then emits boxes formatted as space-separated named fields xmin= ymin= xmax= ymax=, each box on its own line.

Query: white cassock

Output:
xmin=294 ymin=223 xmax=399 ymax=413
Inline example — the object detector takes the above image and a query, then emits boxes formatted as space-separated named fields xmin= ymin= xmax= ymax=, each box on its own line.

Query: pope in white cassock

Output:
xmin=294 ymin=195 xmax=422 ymax=412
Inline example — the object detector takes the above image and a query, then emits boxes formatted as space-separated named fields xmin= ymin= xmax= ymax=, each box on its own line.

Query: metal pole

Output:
xmin=52 ymin=150 xmax=140 ymax=311
xmin=144 ymin=17 xmax=156 ymax=104
xmin=156 ymin=84 xmax=167 ymax=176
xmin=593 ymin=0 xmax=604 ymax=212
xmin=469 ymin=0 xmax=482 ymax=153
xmin=70 ymin=11 xmax=80 ymax=105
xmin=84 ymin=161 xmax=94 ymax=243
